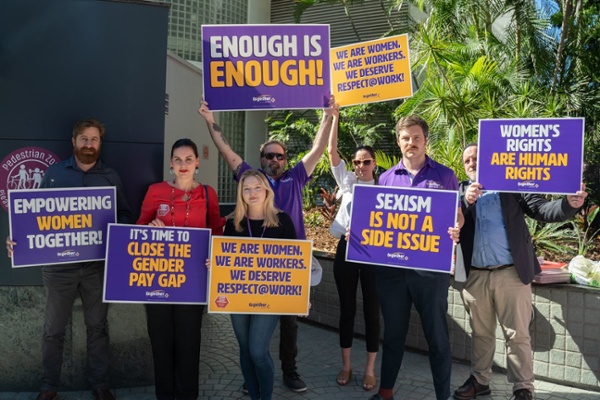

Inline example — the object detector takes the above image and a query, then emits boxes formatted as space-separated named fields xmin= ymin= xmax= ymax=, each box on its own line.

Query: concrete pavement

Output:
xmin=1 ymin=313 xmax=598 ymax=400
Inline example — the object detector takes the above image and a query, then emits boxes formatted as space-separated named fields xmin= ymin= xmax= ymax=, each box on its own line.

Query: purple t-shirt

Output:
xmin=238 ymin=161 xmax=311 ymax=239
xmin=379 ymin=156 xmax=459 ymax=191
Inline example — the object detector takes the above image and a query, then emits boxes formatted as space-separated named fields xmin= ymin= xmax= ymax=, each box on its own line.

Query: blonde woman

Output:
xmin=226 ymin=170 xmax=297 ymax=400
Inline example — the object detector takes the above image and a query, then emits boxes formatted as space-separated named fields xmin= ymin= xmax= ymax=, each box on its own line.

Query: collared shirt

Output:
xmin=41 ymin=155 xmax=131 ymax=224
xmin=471 ymin=191 xmax=513 ymax=267
xmin=379 ymin=156 xmax=458 ymax=191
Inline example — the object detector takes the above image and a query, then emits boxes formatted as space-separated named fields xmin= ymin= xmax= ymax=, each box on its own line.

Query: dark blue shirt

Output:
xmin=41 ymin=155 xmax=131 ymax=224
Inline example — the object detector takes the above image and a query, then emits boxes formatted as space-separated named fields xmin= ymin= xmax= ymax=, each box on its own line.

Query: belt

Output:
xmin=471 ymin=264 xmax=513 ymax=271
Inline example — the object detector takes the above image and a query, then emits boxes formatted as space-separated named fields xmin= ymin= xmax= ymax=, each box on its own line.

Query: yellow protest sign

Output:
xmin=208 ymin=236 xmax=312 ymax=315
xmin=331 ymin=34 xmax=413 ymax=107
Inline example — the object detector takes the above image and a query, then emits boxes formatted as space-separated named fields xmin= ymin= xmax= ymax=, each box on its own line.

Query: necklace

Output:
xmin=170 ymin=184 xmax=192 ymax=227
xmin=246 ymin=217 xmax=266 ymax=238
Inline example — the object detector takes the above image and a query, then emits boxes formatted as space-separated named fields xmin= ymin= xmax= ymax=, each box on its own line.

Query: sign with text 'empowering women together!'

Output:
xmin=346 ymin=185 xmax=458 ymax=273
xmin=477 ymin=118 xmax=584 ymax=194
xmin=208 ymin=237 xmax=312 ymax=315
xmin=8 ymin=187 xmax=116 ymax=268
xmin=103 ymin=224 xmax=211 ymax=304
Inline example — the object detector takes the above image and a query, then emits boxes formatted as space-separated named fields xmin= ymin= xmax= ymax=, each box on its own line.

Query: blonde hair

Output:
xmin=230 ymin=170 xmax=281 ymax=232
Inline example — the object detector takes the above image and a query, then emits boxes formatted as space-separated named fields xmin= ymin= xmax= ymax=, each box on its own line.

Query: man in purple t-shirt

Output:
xmin=198 ymin=99 xmax=336 ymax=393
xmin=369 ymin=115 xmax=463 ymax=400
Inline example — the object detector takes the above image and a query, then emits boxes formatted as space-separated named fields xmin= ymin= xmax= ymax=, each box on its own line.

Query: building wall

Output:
xmin=309 ymin=253 xmax=600 ymax=391
xmin=165 ymin=51 xmax=219 ymax=189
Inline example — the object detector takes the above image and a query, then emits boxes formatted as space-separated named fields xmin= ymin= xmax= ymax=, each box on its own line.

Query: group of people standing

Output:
xmin=5 ymin=96 xmax=588 ymax=400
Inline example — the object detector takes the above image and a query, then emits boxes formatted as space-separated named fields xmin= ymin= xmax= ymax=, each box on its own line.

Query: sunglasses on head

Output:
xmin=352 ymin=159 xmax=373 ymax=166
xmin=263 ymin=152 xmax=286 ymax=161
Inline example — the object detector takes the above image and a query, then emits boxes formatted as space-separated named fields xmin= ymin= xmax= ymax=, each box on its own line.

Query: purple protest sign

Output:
xmin=103 ymin=224 xmax=211 ymax=304
xmin=346 ymin=185 xmax=457 ymax=273
xmin=478 ymin=118 xmax=584 ymax=194
xmin=8 ymin=187 xmax=116 ymax=268
xmin=202 ymin=24 xmax=331 ymax=111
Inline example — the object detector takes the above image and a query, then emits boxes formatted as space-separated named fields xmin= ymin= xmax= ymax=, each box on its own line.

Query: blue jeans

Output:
xmin=231 ymin=314 xmax=279 ymax=400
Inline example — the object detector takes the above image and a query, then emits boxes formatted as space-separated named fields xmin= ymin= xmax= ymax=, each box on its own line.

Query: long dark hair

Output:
xmin=354 ymin=145 xmax=378 ymax=185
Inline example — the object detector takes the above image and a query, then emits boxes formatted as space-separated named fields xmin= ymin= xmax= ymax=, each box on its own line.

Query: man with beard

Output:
xmin=198 ymin=99 xmax=336 ymax=393
xmin=6 ymin=118 xmax=130 ymax=400
xmin=453 ymin=143 xmax=586 ymax=400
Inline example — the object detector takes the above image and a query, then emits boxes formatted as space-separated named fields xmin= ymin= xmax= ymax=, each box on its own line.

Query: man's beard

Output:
xmin=467 ymin=168 xmax=477 ymax=181
xmin=74 ymin=146 xmax=100 ymax=165
xmin=262 ymin=162 xmax=283 ymax=177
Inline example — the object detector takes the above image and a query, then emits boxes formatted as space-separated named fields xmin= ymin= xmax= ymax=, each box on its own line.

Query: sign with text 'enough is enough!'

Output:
xmin=8 ymin=187 xmax=116 ymax=268
xmin=202 ymin=24 xmax=331 ymax=111
xmin=208 ymin=236 xmax=312 ymax=315
xmin=103 ymin=224 xmax=211 ymax=304
xmin=346 ymin=185 xmax=458 ymax=273
xmin=477 ymin=118 xmax=584 ymax=194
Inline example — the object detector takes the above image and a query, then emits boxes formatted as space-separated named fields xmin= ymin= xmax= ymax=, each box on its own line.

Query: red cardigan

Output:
xmin=137 ymin=181 xmax=224 ymax=234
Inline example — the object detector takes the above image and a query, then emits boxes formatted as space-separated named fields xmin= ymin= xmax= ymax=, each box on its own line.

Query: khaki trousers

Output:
xmin=462 ymin=267 xmax=534 ymax=393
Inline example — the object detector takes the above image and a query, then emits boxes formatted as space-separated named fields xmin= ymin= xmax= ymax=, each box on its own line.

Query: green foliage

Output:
xmin=304 ymin=210 xmax=325 ymax=227
xmin=374 ymin=150 xmax=400 ymax=171
xmin=571 ymin=206 xmax=600 ymax=256
xmin=526 ymin=218 xmax=577 ymax=258
xmin=302 ymin=184 xmax=319 ymax=211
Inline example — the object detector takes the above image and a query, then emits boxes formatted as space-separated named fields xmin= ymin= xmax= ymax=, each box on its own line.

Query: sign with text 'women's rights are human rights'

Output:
xmin=202 ymin=24 xmax=330 ymax=111
xmin=477 ymin=118 xmax=584 ymax=194
xmin=103 ymin=224 xmax=211 ymax=304
xmin=346 ymin=185 xmax=458 ymax=273
xmin=8 ymin=187 xmax=116 ymax=268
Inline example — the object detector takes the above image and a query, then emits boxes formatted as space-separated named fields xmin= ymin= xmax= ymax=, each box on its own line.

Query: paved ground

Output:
xmin=1 ymin=313 xmax=599 ymax=400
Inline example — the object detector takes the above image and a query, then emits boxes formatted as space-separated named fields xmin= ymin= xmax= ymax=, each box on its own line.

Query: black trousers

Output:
xmin=376 ymin=267 xmax=451 ymax=400
xmin=333 ymin=238 xmax=380 ymax=352
xmin=278 ymin=315 xmax=298 ymax=374
xmin=145 ymin=304 xmax=204 ymax=400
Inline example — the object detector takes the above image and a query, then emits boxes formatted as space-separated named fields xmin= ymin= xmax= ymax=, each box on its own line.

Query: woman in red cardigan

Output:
xmin=137 ymin=138 xmax=224 ymax=400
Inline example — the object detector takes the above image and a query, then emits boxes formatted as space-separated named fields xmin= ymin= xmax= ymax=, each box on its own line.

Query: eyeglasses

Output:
xmin=262 ymin=152 xmax=286 ymax=161
xmin=352 ymin=159 xmax=373 ymax=167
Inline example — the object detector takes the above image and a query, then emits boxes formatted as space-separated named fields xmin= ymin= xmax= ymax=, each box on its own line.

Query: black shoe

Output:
xmin=242 ymin=383 xmax=249 ymax=395
xmin=368 ymin=394 xmax=394 ymax=400
xmin=92 ymin=387 xmax=116 ymax=400
xmin=453 ymin=375 xmax=491 ymax=399
xmin=511 ymin=389 xmax=533 ymax=400
xmin=36 ymin=391 xmax=57 ymax=400
xmin=283 ymin=372 xmax=307 ymax=392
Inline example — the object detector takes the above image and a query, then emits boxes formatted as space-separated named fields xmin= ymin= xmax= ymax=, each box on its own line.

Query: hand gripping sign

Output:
xmin=103 ymin=224 xmax=211 ymax=304
xmin=8 ymin=187 xmax=116 ymax=267
xmin=346 ymin=185 xmax=458 ymax=273
xmin=208 ymin=236 xmax=312 ymax=315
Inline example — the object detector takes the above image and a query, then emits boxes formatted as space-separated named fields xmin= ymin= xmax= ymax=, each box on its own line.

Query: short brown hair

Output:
xmin=395 ymin=115 xmax=429 ymax=140
xmin=259 ymin=139 xmax=287 ymax=156
xmin=72 ymin=118 xmax=105 ymax=139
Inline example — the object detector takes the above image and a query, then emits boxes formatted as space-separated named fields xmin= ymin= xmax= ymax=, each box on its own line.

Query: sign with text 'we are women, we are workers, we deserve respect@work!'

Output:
xmin=346 ymin=185 xmax=458 ymax=273
xmin=208 ymin=237 xmax=312 ymax=315
xmin=103 ymin=224 xmax=211 ymax=304
xmin=330 ymin=34 xmax=413 ymax=107
xmin=477 ymin=118 xmax=584 ymax=194
xmin=202 ymin=24 xmax=331 ymax=111
xmin=8 ymin=187 xmax=116 ymax=268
